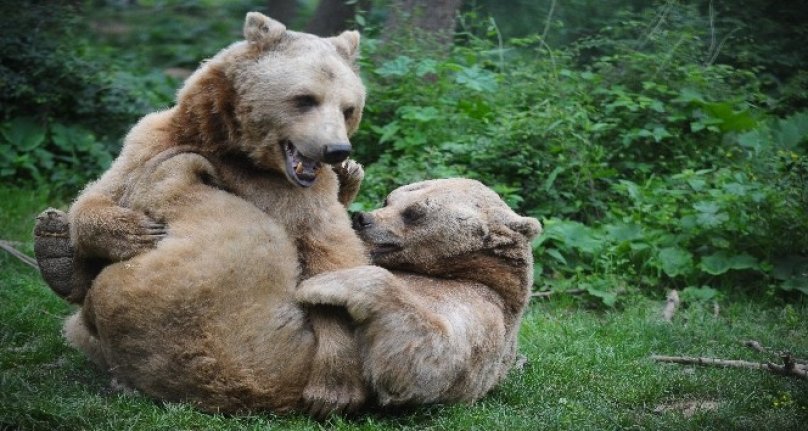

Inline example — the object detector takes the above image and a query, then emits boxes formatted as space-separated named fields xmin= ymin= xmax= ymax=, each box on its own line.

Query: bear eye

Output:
xmin=401 ymin=204 xmax=426 ymax=224
xmin=293 ymin=94 xmax=319 ymax=110
xmin=343 ymin=106 xmax=355 ymax=120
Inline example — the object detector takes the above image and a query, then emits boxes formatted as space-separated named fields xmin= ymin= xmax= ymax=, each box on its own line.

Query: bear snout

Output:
xmin=352 ymin=211 xmax=373 ymax=231
xmin=322 ymin=143 xmax=352 ymax=164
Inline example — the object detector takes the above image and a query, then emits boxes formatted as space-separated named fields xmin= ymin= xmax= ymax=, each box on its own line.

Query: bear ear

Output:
xmin=244 ymin=12 xmax=286 ymax=51
xmin=328 ymin=30 xmax=361 ymax=65
xmin=508 ymin=216 xmax=542 ymax=240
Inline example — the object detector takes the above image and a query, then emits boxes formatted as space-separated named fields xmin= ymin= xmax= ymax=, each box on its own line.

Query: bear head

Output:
xmin=352 ymin=179 xmax=542 ymax=275
xmin=174 ymin=12 xmax=365 ymax=188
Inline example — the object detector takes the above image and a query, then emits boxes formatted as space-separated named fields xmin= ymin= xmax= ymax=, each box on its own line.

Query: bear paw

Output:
xmin=302 ymin=370 xmax=366 ymax=419
xmin=333 ymin=159 xmax=364 ymax=207
xmin=34 ymin=208 xmax=74 ymax=298
xmin=93 ymin=211 xmax=168 ymax=262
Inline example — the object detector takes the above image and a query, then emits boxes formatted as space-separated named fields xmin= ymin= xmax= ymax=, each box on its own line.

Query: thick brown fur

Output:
xmin=57 ymin=12 xmax=369 ymax=416
xmin=75 ymin=153 xmax=317 ymax=412
xmin=296 ymin=179 xmax=542 ymax=406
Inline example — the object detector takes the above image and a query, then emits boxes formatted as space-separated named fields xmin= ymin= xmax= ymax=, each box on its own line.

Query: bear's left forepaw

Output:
xmin=34 ymin=208 xmax=74 ymax=298
xmin=302 ymin=370 xmax=366 ymax=419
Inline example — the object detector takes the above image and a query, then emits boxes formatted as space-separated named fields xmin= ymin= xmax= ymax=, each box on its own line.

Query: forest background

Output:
xmin=2 ymin=0 xmax=806 ymax=304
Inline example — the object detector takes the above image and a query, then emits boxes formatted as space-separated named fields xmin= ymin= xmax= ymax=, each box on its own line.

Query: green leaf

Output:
xmin=375 ymin=55 xmax=413 ymax=77
xmin=542 ymin=166 xmax=564 ymax=192
xmin=657 ymin=247 xmax=693 ymax=277
xmin=544 ymin=248 xmax=567 ymax=265
xmin=454 ymin=66 xmax=497 ymax=92
xmin=604 ymin=223 xmax=644 ymax=242
xmin=681 ymin=286 xmax=720 ymax=302
xmin=772 ymin=256 xmax=808 ymax=281
xmin=398 ymin=106 xmax=440 ymax=123
xmin=415 ymin=59 xmax=438 ymax=77
xmin=674 ymin=87 xmax=706 ymax=104
xmin=700 ymin=251 xmax=760 ymax=275
xmin=586 ymin=287 xmax=617 ymax=307
xmin=544 ymin=220 xmax=602 ymax=254
xmin=1 ymin=117 xmax=46 ymax=151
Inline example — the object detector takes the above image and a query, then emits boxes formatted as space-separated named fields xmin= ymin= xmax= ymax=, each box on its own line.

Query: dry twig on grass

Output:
xmin=742 ymin=340 xmax=808 ymax=366
xmin=0 ymin=240 xmax=39 ymax=271
xmin=531 ymin=288 xmax=586 ymax=298
xmin=662 ymin=289 xmax=680 ymax=322
xmin=651 ymin=354 xmax=808 ymax=380
xmin=742 ymin=340 xmax=768 ymax=353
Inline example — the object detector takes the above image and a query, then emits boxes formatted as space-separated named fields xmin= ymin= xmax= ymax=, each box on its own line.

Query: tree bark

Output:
xmin=304 ymin=0 xmax=357 ymax=36
xmin=266 ymin=0 xmax=300 ymax=27
xmin=385 ymin=0 xmax=463 ymax=47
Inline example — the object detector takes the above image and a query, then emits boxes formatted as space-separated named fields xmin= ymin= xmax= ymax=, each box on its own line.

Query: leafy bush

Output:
xmin=2 ymin=1 xmax=805 ymax=304
xmin=0 ymin=118 xmax=112 ymax=190
xmin=352 ymin=3 xmax=807 ymax=304
xmin=0 ymin=1 xmax=175 ymax=193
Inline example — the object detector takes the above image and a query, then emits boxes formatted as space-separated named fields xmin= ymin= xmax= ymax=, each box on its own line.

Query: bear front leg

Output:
xmin=33 ymin=208 xmax=107 ymax=303
xmin=70 ymin=193 xmax=167 ymax=262
xmin=296 ymin=265 xmax=399 ymax=322
xmin=302 ymin=310 xmax=367 ymax=419
xmin=296 ymin=213 xmax=369 ymax=418
xmin=332 ymin=159 xmax=364 ymax=208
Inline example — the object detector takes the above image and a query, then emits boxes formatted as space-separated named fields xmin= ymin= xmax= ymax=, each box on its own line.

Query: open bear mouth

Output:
xmin=282 ymin=140 xmax=321 ymax=188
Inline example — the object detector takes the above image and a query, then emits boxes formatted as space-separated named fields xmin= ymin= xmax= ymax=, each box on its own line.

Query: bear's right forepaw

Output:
xmin=100 ymin=212 xmax=167 ymax=261
xmin=333 ymin=159 xmax=364 ymax=207
xmin=334 ymin=159 xmax=364 ymax=186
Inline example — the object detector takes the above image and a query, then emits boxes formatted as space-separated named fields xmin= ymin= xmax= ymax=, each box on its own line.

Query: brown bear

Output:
xmin=295 ymin=179 xmax=542 ymax=406
xmin=39 ymin=12 xmax=370 ymax=416
xmin=68 ymin=151 xmax=340 ymax=413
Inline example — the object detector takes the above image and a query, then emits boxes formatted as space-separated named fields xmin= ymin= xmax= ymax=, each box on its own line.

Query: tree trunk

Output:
xmin=266 ymin=0 xmax=300 ymax=27
xmin=385 ymin=0 xmax=463 ymax=47
xmin=304 ymin=0 xmax=357 ymax=36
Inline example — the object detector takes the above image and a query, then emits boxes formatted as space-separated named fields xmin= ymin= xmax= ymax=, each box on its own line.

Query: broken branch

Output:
xmin=531 ymin=288 xmax=585 ymax=298
xmin=651 ymin=354 xmax=807 ymax=380
xmin=0 ymin=240 xmax=39 ymax=271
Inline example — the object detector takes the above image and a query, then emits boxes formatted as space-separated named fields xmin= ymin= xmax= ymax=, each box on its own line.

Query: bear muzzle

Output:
xmin=322 ymin=143 xmax=352 ymax=164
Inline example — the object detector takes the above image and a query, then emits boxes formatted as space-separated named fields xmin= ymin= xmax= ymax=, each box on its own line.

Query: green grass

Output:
xmin=1 ymin=186 xmax=807 ymax=430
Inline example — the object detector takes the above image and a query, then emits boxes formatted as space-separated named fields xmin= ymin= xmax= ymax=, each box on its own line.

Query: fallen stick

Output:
xmin=662 ymin=289 xmax=680 ymax=322
xmin=0 ymin=240 xmax=39 ymax=271
xmin=741 ymin=340 xmax=808 ymax=366
xmin=651 ymin=354 xmax=807 ymax=380
xmin=531 ymin=288 xmax=585 ymax=298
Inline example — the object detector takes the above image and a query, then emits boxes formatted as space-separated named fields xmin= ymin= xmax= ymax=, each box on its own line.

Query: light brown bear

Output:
xmin=296 ymin=178 xmax=542 ymax=406
xmin=69 ymin=151 xmax=340 ymax=413
xmin=44 ymin=12 xmax=370 ymax=416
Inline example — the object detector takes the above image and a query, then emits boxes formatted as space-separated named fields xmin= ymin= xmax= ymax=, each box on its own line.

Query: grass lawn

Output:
xmin=1 ymin=186 xmax=806 ymax=430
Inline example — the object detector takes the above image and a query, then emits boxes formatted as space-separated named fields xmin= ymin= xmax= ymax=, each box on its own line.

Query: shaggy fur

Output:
xmin=296 ymin=179 xmax=542 ymax=406
xmin=78 ymin=153 xmax=317 ymax=412
xmin=53 ymin=12 xmax=369 ymax=415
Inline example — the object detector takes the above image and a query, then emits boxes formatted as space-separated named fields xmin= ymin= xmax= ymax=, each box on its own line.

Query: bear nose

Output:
xmin=352 ymin=211 xmax=373 ymax=230
xmin=322 ymin=143 xmax=352 ymax=164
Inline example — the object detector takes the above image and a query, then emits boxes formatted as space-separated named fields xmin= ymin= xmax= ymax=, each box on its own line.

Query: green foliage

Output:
xmin=352 ymin=2 xmax=807 ymax=304
xmin=1 ymin=1 xmax=805 ymax=305
xmin=0 ymin=118 xmax=113 ymax=190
